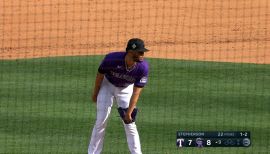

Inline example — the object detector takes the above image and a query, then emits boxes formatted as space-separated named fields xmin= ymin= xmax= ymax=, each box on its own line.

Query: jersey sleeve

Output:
xmin=134 ymin=63 xmax=149 ymax=88
xmin=98 ymin=54 xmax=109 ymax=74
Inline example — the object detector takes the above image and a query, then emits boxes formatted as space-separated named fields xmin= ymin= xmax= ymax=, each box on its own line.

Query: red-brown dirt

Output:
xmin=1 ymin=0 xmax=269 ymax=64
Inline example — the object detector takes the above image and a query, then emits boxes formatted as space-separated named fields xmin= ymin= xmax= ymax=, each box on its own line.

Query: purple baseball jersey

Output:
xmin=98 ymin=52 xmax=149 ymax=88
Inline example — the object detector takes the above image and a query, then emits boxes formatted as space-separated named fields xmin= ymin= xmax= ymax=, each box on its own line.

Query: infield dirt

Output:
xmin=1 ymin=0 xmax=269 ymax=64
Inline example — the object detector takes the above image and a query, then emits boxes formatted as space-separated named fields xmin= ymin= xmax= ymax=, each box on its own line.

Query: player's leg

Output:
xmin=88 ymin=78 xmax=114 ymax=154
xmin=123 ymin=122 xmax=142 ymax=154
xmin=115 ymin=85 xmax=142 ymax=154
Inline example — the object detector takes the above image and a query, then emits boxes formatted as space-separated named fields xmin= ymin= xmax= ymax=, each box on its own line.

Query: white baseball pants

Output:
xmin=88 ymin=77 xmax=142 ymax=154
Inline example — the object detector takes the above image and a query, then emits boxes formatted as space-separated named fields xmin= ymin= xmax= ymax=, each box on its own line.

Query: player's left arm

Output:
xmin=124 ymin=86 xmax=143 ymax=123
xmin=124 ymin=62 xmax=149 ymax=123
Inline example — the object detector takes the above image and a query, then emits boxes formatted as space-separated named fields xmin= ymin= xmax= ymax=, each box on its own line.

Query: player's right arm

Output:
xmin=92 ymin=72 xmax=104 ymax=103
xmin=92 ymin=54 xmax=109 ymax=103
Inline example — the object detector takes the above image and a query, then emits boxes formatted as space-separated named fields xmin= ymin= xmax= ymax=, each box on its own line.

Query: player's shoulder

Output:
xmin=105 ymin=51 xmax=126 ymax=59
xmin=137 ymin=59 xmax=149 ymax=71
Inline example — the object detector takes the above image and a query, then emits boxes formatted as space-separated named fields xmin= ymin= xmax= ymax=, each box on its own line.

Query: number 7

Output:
xmin=188 ymin=140 xmax=192 ymax=145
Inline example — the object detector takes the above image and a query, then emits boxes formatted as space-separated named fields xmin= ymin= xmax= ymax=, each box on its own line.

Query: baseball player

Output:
xmin=88 ymin=38 xmax=149 ymax=154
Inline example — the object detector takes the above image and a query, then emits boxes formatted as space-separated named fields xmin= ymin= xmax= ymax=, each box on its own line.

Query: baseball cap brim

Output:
xmin=134 ymin=48 xmax=149 ymax=52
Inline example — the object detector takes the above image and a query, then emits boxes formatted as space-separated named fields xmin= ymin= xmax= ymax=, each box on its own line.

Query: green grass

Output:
xmin=0 ymin=56 xmax=269 ymax=154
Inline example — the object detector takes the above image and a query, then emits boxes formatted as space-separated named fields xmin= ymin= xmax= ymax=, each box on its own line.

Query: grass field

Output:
xmin=0 ymin=56 xmax=269 ymax=154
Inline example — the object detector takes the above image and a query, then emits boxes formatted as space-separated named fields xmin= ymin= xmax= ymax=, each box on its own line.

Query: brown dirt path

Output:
xmin=1 ymin=0 xmax=269 ymax=64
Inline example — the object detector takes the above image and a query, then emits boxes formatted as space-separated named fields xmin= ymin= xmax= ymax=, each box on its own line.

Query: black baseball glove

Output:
xmin=118 ymin=107 xmax=138 ymax=124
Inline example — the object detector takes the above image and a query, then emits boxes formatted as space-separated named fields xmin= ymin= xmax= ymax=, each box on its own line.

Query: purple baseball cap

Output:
xmin=126 ymin=38 xmax=149 ymax=52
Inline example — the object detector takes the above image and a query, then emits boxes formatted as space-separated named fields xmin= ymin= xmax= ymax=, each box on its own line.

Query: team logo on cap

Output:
xmin=132 ymin=44 xmax=137 ymax=49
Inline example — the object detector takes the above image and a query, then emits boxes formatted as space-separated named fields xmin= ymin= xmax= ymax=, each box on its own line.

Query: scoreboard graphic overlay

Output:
xmin=176 ymin=131 xmax=251 ymax=148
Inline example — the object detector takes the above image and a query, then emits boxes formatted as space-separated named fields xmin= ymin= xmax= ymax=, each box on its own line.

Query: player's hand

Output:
xmin=92 ymin=93 xmax=98 ymax=103
xmin=124 ymin=113 xmax=133 ymax=124
xmin=118 ymin=107 xmax=138 ymax=124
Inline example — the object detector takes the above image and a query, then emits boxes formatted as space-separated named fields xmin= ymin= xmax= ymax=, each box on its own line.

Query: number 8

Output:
xmin=207 ymin=140 xmax=211 ymax=145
